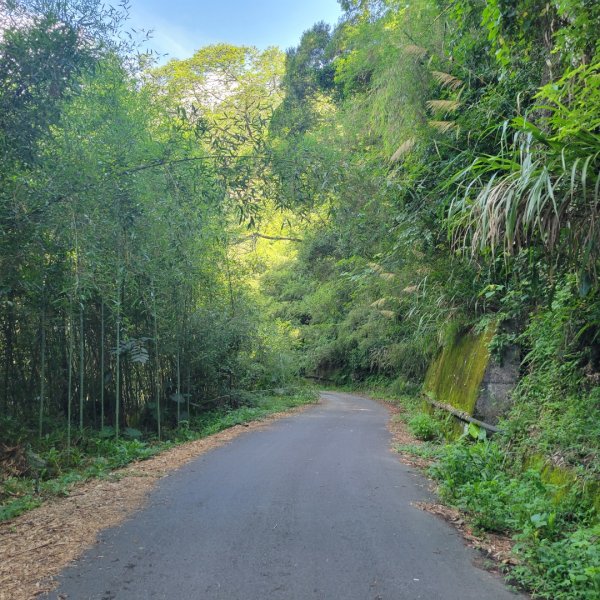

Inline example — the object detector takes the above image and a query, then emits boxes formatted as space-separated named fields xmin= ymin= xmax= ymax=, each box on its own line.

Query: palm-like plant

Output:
xmin=450 ymin=62 xmax=600 ymax=279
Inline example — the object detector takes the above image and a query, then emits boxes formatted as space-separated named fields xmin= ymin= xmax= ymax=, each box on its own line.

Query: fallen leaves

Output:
xmin=414 ymin=502 xmax=518 ymax=567
xmin=0 ymin=405 xmax=312 ymax=600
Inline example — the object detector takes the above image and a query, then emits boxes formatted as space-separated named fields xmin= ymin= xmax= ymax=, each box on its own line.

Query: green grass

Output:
xmin=407 ymin=412 xmax=442 ymax=441
xmin=396 ymin=442 xmax=444 ymax=461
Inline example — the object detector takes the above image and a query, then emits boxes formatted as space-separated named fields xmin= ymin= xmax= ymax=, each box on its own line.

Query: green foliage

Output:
xmin=407 ymin=413 xmax=442 ymax=441
xmin=0 ymin=496 xmax=43 ymax=522
xmin=512 ymin=523 xmax=600 ymax=600
xmin=433 ymin=441 xmax=546 ymax=531
xmin=182 ymin=387 xmax=318 ymax=439
xmin=450 ymin=64 xmax=600 ymax=277
xmin=289 ymin=21 xmax=336 ymax=96
xmin=0 ymin=436 xmax=158 ymax=521
xmin=150 ymin=43 xmax=285 ymax=221
xmin=0 ymin=0 xmax=126 ymax=164
xmin=273 ymin=3 xmax=600 ymax=598
xmin=432 ymin=437 xmax=599 ymax=599
xmin=500 ymin=278 xmax=600 ymax=477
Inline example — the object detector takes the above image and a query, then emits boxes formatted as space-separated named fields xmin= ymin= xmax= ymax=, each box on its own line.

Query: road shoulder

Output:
xmin=0 ymin=404 xmax=316 ymax=600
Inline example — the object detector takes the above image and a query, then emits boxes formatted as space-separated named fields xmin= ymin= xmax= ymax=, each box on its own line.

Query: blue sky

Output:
xmin=127 ymin=0 xmax=343 ymax=61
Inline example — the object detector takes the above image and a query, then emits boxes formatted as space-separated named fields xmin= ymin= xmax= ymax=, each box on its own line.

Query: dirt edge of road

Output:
xmin=0 ymin=403 xmax=315 ymax=600
xmin=372 ymin=396 xmax=518 ymax=578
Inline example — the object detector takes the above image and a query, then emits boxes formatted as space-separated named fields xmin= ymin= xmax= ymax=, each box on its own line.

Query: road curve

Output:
xmin=49 ymin=392 xmax=521 ymax=600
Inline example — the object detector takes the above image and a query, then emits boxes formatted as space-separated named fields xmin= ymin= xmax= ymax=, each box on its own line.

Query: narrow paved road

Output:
xmin=50 ymin=392 xmax=521 ymax=599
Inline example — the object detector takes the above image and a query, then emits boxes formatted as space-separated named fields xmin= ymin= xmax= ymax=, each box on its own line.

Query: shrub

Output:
xmin=513 ymin=523 xmax=600 ymax=600
xmin=408 ymin=412 xmax=441 ymax=441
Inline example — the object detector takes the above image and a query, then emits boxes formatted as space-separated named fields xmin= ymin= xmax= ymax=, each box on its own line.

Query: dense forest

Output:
xmin=1 ymin=0 xmax=599 ymax=597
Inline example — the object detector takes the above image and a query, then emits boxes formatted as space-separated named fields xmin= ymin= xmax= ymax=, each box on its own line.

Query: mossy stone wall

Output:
xmin=425 ymin=327 xmax=599 ymax=516
xmin=423 ymin=326 xmax=495 ymax=417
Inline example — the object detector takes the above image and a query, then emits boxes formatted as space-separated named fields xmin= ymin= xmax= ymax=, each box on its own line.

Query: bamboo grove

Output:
xmin=1 ymin=0 xmax=600 ymax=595
xmin=0 ymin=0 xmax=291 ymax=441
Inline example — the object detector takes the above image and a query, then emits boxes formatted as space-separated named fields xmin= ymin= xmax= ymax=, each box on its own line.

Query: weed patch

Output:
xmin=431 ymin=438 xmax=600 ymax=599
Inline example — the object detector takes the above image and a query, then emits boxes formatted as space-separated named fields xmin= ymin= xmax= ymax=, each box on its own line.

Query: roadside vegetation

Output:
xmin=1 ymin=0 xmax=599 ymax=598
xmin=0 ymin=387 xmax=316 ymax=522
xmin=263 ymin=1 xmax=599 ymax=597
xmin=386 ymin=383 xmax=600 ymax=600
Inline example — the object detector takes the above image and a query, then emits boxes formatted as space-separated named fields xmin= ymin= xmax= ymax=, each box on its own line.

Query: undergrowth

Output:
xmin=430 ymin=436 xmax=600 ymax=599
xmin=0 ymin=388 xmax=317 ymax=522
xmin=358 ymin=363 xmax=600 ymax=600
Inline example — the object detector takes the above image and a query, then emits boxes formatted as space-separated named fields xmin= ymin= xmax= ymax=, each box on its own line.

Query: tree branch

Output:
xmin=233 ymin=232 xmax=303 ymax=244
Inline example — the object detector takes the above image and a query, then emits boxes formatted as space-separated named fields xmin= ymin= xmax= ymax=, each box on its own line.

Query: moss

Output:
xmin=526 ymin=454 xmax=600 ymax=517
xmin=589 ymin=482 xmax=600 ymax=516
xmin=424 ymin=325 xmax=495 ymax=415
xmin=542 ymin=463 xmax=577 ymax=504
xmin=544 ymin=467 xmax=600 ymax=518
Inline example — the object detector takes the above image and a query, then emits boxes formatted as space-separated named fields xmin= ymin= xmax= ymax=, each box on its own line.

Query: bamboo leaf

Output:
xmin=426 ymin=100 xmax=461 ymax=115
xmin=429 ymin=120 xmax=457 ymax=134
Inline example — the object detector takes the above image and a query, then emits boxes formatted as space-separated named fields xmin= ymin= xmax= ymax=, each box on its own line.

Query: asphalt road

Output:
xmin=50 ymin=392 xmax=522 ymax=600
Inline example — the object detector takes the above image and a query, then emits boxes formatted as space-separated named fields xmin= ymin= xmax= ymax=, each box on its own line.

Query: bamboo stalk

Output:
xmin=152 ymin=287 xmax=161 ymax=441
xmin=79 ymin=303 xmax=84 ymax=432
xmin=176 ymin=346 xmax=181 ymax=426
xmin=421 ymin=394 xmax=502 ymax=434
xmin=100 ymin=299 xmax=105 ymax=430
xmin=38 ymin=310 xmax=46 ymax=440
xmin=67 ymin=309 xmax=73 ymax=448
xmin=115 ymin=282 xmax=121 ymax=440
